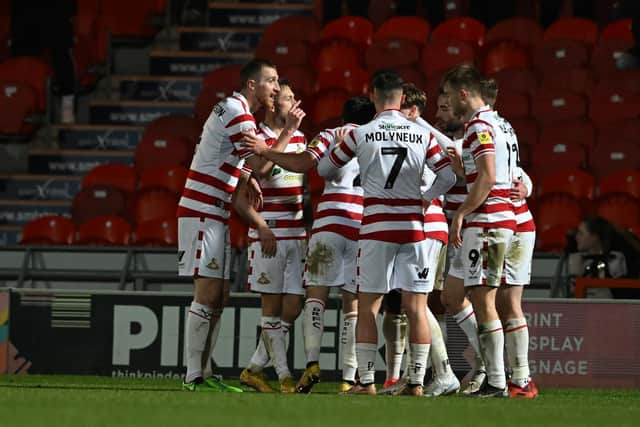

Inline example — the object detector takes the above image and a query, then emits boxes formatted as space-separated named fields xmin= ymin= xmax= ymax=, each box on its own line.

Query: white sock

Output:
xmin=341 ymin=311 xmax=358 ymax=382
xmin=281 ymin=320 xmax=292 ymax=352
xmin=402 ymin=334 xmax=412 ymax=379
xmin=202 ymin=308 xmax=223 ymax=378
xmin=383 ymin=313 xmax=407 ymax=380
xmin=356 ymin=343 xmax=378 ymax=385
xmin=453 ymin=305 xmax=485 ymax=371
xmin=478 ymin=320 xmax=506 ymax=389
xmin=185 ymin=302 xmax=213 ymax=383
xmin=303 ymin=298 xmax=325 ymax=363
xmin=408 ymin=343 xmax=430 ymax=386
xmin=427 ymin=307 xmax=453 ymax=378
xmin=504 ymin=317 xmax=530 ymax=387
xmin=260 ymin=316 xmax=291 ymax=380
xmin=437 ymin=313 xmax=448 ymax=343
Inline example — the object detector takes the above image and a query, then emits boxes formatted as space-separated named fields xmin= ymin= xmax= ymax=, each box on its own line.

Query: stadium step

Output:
xmin=54 ymin=125 xmax=143 ymax=151
xmin=0 ymin=199 xmax=71 ymax=225
xmin=0 ymin=174 xmax=81 ymax=200
xmin=0 ymin=225 xmax=22 ymax=245
xmin=207 ymin=1 xmax=313 ymax=27
xmin=112 ymin=75 xmax=202 ymax=102
xmin=177 ymin=26 xmax=262 ymax=52
xmin=150 ymin=50 xmax=252 ymax=76
xmin=27 ymin=148 xmax=134 ymax=176
xmin=88 ymin=100 xmax=194 ymax=125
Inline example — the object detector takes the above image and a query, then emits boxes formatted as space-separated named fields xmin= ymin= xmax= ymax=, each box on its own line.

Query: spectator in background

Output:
xmin=564 ymin=216 xmax=640 ymax=299
xmin=10 ymin=0 xmax=77 ymax=123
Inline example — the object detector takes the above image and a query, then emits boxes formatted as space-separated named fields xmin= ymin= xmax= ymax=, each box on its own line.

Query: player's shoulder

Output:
xmin=220 ymin=93 xmax=252 ymax=117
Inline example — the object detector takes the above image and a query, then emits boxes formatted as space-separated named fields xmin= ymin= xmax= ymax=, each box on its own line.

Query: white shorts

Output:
xmin=356 ymin=238 xmax=443 ymax=294
xmin=446 ymin=243 xmax=465 ymax=280
xmin=178 ymin=217 xmax=230 ymax=279
xmin=434 ymin=242 xmax=448 ymax=291
xmin=503 ymin=231 xmax=536 ymax=286
xmin=462 ymin=227 xmax=514 ymax=287
xmin=248 ymin=239 xmax=306 ymax=295
xmin=304 ymin=231 xmax=357 ymax=295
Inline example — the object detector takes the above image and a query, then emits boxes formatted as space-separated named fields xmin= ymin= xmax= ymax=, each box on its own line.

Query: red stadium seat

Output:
xmin=0 ymin=82 xmax=38 ymax=136
xmin=101 ymin=0 xmax=165 ymax=37
xmin=373 ymin=16 xmax=431 ymax=46
xmin=139 ymin=165 xmax=188 ymax=196
xmin=322 ymin=16 xmax=373 ymax=47
xmin=365 ymin=39 xmax=421 ymax=72
xmin=593 ymin=70 xmax=640 ymax=96
xmin=595 ymin=194 xmax=640 ymax=228
xmin=367 ymin=0 xmax=396 ymax=28
xmin=83 ymin=164 xmax=137 ymax=195
xmin=600 ymin=18 xmax=633 ymax=43
xmin=134 ymin=188 xmax=178 ymax=224
xmin=590 ymin=39 xmax=634 ymax=77
xmin=261 ymin=15 xmax=321 ymax=46
xmin=534 ymin=193 xmax=583 ymax=230
xmin=539 ymin=119 xmax=596 ymax=148
xmin=133 ymin=216 xmax=177 ymax=246
xmin=590 ymin=139 xmax=639 ymax=179
xmin=493 ymin=90 xmax=530 ymax=120
xmin=72 ymin=186 xmax=130 ymax=225
xmin=544 ymin=18 xmax=598 ymax=46
xmin=482 ymin=42 xmax=530 ymax=75
xmin=395 ymin=67 xmax=425 ymax=91
xmin=201 ymin=65 xmax=242 ymax=99
xmin=135 ymin=134 xmax=191 ymax=177
xmin=530 ymin=140 xmax=587 ymax=178
xmin=420 ymin=39 xmax=475 ymax=78
xmin=0 ymin=56 xmax=51 ymax=111
xmin=143 ymin=114 xmax=202 ymax=148
xmin=431 ymin=17 xmax=486 ymax=48
xmin=491 ymin=67 xmax=538 ymax=96
xmin=598 ymin=119 xmax=640 ymax=144
xmin=484 ymin=17 xmax=543 ymax=50
xmin=313 ymin=39 xmax=362 ymax=72
xmin=531 ymin=90 xmax=587 ymax=125
xmin=21 ymin=216 xmax=74 ymax=245
xmin=540 ymin=68 xmax=595 ymax=96
xmin=255 ymin=40 xmax=309 ymax=68
xmin=278 ymin=65 xmax=316 ymax=98
xmin=316 ymin=67 xmax=369 ymax=95
xmin=589 ymin=84 xmax=640 ymax=128
xmin=533 ymin=39 xmax=589 ymax=72
xmin=599 ymin=169 xmax=640 ymax=199
xmin=308 ymin=89 xmax=349 ymax=128
xmin=0 ymin=0 xmax=9 ymax=60
xmin=507 ymin=117 xmax=538 ymax=148
xmin=537 ymin=169 xmax=596 ymax=200
xmin=536 ymin=224 xmax=572 ymax=252
xmin=75 ymin=215 xmax=131 ymax=245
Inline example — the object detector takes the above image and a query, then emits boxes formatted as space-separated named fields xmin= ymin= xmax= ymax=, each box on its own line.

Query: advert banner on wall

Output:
xmin=6 ymin=289 xmax=640 ymax=388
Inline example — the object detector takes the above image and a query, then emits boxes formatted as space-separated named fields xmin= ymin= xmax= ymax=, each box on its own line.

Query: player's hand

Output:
xmin=446 ymin=147 xmax=465 ymax=178
xmin=335 ymin=127 xmax=349 ymax=144
xmin=449 ymin=212 xmax=464 ymax=249
xmin=241 ymin=132 xmax=269 ymax=156
xmin=284 ymin=100 xmax=306 ymax=131
xmin=246 ymin=176 xmax=263 ymax=209
xmin=258 ymin=226 xmax=276 ymax=257
xmin=510 ymin=178 xmax=527 ymax=202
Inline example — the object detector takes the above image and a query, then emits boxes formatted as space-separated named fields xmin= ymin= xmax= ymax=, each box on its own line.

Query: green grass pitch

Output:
xmin=1 ymin=375 xmax=639 ymax=427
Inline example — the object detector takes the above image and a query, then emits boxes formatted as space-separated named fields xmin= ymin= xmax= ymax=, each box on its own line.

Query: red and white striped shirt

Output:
xmin=312 ymin=124 xmax=363 ymax=241
xmin=327 ymin=110 xmax=452 ymax=243
xmin=494 ymin=112 xmax=536 ymax=233
xmin=461 ymin=107 xmax=516 ymax=230
xmin=248 ymin=123 xmax=307 ymax=241
xmin=177 ymin=92 xmax=255 ymax=222
xmin=425 ymin=197 xmax=448 ymax=244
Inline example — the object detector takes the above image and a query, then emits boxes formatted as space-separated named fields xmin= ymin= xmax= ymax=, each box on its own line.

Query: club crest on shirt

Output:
xmin=308 ymin=139 xmax=321 ymax=148
xmin=257 ymin=272 xmax=271 ymax=285
xmin=477 ymin=131 xmax=492 ymax=144
xmin=207 ymin=258 xmax=219 ymax=270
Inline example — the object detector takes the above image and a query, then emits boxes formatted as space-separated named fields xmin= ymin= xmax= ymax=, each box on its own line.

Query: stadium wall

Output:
xmin=2 ymin=288 xmax=639 ymax=388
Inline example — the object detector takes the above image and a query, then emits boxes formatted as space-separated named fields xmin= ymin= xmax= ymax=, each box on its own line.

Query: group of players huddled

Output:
xmin=176 ymin=59 xmax=538 ymax=398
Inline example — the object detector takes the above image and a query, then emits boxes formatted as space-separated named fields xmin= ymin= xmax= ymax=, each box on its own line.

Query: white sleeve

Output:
xmin=518 ymin=167 xmax=533 ymax=198
xmin=415 ymin=117 xmax=454 ymax=150
xmin=317 ymin=153 xmax=343 ymax=179
xmin=421 ymin=165 xmax=456 ymax=202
